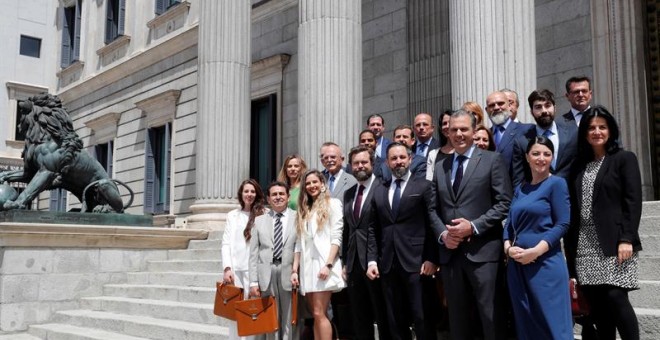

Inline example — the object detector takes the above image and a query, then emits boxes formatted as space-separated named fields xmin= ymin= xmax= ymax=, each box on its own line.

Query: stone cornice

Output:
xmin=252 ymin=54 xmax=290 ymax=78
xmin=135 ymin=89 xmax=181 ymax=128
xmin=56 ymin=60 xmax=85 ymax=79
xmin=0 ymin=222 xmax=208 ymax=249
xmin=96 ymin=35 xmax=132 ymax=57
xmin=5 ymin=81 xmax=49 ymax=95
xmin=252 ymin=0 xmax=296 ymax=22
xmin=84 ymin=112 xmax=122 ymax=131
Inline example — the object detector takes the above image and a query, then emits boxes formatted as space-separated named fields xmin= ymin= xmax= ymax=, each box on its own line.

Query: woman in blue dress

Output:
xmin=503 ymin=136 xmax=573 ymax=340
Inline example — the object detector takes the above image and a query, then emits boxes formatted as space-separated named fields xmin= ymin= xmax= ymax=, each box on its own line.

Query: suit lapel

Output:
xmin=345 ymin=185 xmax=357 ymax=226
xmin=592 ymin=156 xmax=610 ymax=202
xmin=381 ymin=181 xmax=396 ymax=221
xmin=443 ymin=156 xmax=455 ymax=201
xmin=498 ymin=122 xmax=517 ymax=151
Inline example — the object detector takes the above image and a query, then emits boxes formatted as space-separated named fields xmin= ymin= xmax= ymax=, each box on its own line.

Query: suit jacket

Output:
xmin=325 ymin=170 xmax=357 ymax=200
xmin=249 ymin=208 xmax=297 ymax=292
xmin=378 ymin=154 xmax=427 ymax=183
xmin=565 ymin=150 xmax=643 ymax=276
xmin=342 ymin=177 xmax=381 ymax=274
xmin=367 ymin=175 xmax=442 ymax=274
xmin=414 ymin=138 xmax=441 ymax=158
xmin=433 ymin=148 xmax=512 ymax=264
xmin=494 ymin=121 xmax=534 ymax=177
xmin=511 ymin=121 xmax=578 ymax=187
xmin=562 ymin=110 xmax=576 ymax=125
xmin=376 ymin=136 xmax=391 ymax=159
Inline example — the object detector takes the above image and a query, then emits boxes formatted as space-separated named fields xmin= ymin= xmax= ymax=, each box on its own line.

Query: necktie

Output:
xmin=353 ymin=184 xmax=365 ymax=220
xmin=329 ymin=176 xmax=336 ymax=192
xmin=273 ymin=213 xmax=283 ymax=260
xmin=543 ymin=129 xmax=557 ymax=169
xmin=417 ymin=143 xmax=427 ymax=156
xmin=392 ymin=179 xmax=403 ymax=216
xmin=494 ymin=126 xmax=505 ymax=147
xmin=453 ymin=155 xmax=466 ymax=195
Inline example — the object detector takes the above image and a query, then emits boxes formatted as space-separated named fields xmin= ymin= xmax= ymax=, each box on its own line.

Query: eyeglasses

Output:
xmin=569 ymin=89 xmax=590 ymax=95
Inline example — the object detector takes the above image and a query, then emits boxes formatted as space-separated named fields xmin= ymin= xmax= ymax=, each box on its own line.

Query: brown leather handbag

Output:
xmin=235 ymin=296 xmax=279 ymax=336
xmin=291 ymin=288 xmax=298 ymax=325
xmin=569 ymin=278 xmax=590 ymax=316
xmin=213 ymin=282 xmax=244 ymax=320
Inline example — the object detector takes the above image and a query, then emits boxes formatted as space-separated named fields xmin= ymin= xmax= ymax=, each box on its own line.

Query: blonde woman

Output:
xmin=291 ymin=170 xmax=345 ymax=340
xmin=277 ymin=154 xmax=308 ymax=210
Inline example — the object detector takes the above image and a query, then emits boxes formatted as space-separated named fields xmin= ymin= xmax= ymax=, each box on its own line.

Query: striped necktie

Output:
xmin=273 ymin=213 xmax=283 ymax=260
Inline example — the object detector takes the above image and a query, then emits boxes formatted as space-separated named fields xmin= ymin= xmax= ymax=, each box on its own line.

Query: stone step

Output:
xmin=167 ymin=249 xmax=222 ymax=261
xmin=187 ymin=239 xmax=223 ymax=250
xmin=0 ymin=334 xmax=41 ymax=340
xmin=53 ymin=309 xmax=228 ymax=340
xmin=126 ymin=271 xmax=218 ymax=287
xmin=147 ymin=260 xmax=223 ymax=273
xmin=642 ymin=201 xmax=660 ymax=217
xmin=641 ymin=235 xmax=660 ymax=256
xmin=208 ymin=230 xmax=223 ymax=240
xmin=636 ymin=307 xmax=660 ymax=340
xmin=103 ymin=284 xmax=216 ymax=304
xmin=630 ymin=281 xmax=660 ymax=309
xmin=80 ymin=296 xmax=226 ymax=326
xmin=640 ymin=256 xmax=660 ymax=281
xmin=640 ymin=216 xmax=660 ymax=236
xmin=29 ymin=323 xmax=150 ymax=340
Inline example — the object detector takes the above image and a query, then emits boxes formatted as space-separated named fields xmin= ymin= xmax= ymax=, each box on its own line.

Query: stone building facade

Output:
xmin=1 ymin=0 xmax=658 ymax=226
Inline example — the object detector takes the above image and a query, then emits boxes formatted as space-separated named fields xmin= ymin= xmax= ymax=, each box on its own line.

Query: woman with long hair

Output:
xmin=291 ymin=170 xmax=345 ymax=340
xmin=221 ymin=179 xmax=267 ymax=339
xmin=504 ymin=136 xmax=573 ymax=339
xmin=277 ymin=154 xmax=308 ymax=210
xmin=565 ymin=106 xmax=642 ymax=340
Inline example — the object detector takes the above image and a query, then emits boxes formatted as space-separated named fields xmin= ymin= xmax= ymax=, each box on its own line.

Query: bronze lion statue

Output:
xmin=0 ymin=93 xmax=133 ymax=213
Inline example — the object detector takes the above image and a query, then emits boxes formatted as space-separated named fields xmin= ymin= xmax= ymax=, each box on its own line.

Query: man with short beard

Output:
xmin=486 ymin=91 xmax=534 ymax=176
xmin=511 ymin=89 xmax=578 ymax=187
xmin=341 ymin=145 xmax=391 ymax=340
xmin=377 ymin=125 xmax=427 ymax=182
xmin=367 ymin=142 xmax=442 ymax=340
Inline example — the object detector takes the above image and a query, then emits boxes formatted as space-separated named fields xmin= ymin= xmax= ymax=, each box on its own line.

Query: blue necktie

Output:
xmin=329 ymin=176 xmax=336 ymax=192
xmin=494 ymin=126 xmax=505 ymax=147
xmin=391 ymin=179 xmax=403 ymax=217
xmin=417 ymin=143 xmax=427 ymax=156
xmin=543 ymin=129 xmax=557 ymax=169
xmin=453 ymin=155 xmax=466 ymax=195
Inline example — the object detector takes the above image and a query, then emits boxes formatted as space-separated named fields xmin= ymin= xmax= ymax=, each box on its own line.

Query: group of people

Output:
xmin=220 ymin=76 xmax=643 ymax=340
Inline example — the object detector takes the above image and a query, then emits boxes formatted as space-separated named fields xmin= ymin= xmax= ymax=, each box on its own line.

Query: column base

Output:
xmin=186 ymin=201 xmax=238 ymax=231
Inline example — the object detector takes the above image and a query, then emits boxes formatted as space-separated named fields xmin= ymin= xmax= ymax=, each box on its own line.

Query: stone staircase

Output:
xmin=0 ymin=231 xmax=229 ymax=340
xmin=631 ymin=201 xmax=660 ymax=339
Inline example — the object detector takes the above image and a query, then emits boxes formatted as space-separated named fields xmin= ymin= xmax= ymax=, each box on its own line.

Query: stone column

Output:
xmin=188 ymin=0 xmax=251 ymax=230
xmin=298 ymin=0 xmax=362 ymax=163
xmin=591 ymin=0 xmax=654 ymax=199
xmin=449 ymin=0 xmax=536 ymax=123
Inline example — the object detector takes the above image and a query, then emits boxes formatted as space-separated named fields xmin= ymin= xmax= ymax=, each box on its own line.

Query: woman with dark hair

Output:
xmin=504 ymin=136 xmax=573 ymax=339
xmin=277 ymin=154 xmax=308 ymax=210
xmin=426 ymin=110 xmax=455 ymax=180
xmin=221 ymin=179 xmax=267 ymax=340
xmin=565 ymin=105 xmax=642 ymax=340
xmin=474 ymin=124 xmax=496 ymax=151
xmin=291 ymin=170 xmax=345 ymax=340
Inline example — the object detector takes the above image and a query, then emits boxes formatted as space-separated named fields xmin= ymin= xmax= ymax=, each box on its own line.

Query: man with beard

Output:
xmin=341 ymin=145 xmax=391 ymax=340
xmin=320 ymin=142 xmax=357 ymax=199
xmin=432 ymin=110 xmax=512 ymax=340
xmin=378 ymin=125 xmax=427 ymax=182
xmin=563 ymin=76 xmax=592 ymax=126
xmin=367 ymin=114 xmax=391 ymax=159
xmin=511 ymin=89 xmax=578 ymax=187
xmin=486 ymin=91 xmax=534 ymax=176
xmin=367 ymin=142 xmax=442 ymax=340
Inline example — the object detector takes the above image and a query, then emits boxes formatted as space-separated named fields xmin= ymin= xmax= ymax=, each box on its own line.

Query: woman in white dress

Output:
xmin=221 ymin=179 xmax=267 ymax=340
xmin=291 ymin=170 xmax=345 ymax=340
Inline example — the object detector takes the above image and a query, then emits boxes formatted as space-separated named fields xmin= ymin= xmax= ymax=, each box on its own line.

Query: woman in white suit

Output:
xmin=221 ymin=179 xmax=267 ymax=340
xmin=291 ymin=170 xmax=345 ymax=340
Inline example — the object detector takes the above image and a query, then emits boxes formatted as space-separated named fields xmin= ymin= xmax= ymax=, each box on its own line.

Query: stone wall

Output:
xmin=535 ymin=0 xmax=593 ymax=113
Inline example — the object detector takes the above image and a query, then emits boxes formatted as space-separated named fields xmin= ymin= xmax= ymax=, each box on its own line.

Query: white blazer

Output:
xmin=221 ymin=209 xmax=251 ymax=272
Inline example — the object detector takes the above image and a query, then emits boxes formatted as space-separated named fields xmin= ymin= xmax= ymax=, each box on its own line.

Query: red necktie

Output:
xmin=353 ymin=185 xmax=365 ymax=220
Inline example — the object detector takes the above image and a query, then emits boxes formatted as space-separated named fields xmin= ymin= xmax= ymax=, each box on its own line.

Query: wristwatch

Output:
xmin=325 ymin=263 xmax=333 ymax=269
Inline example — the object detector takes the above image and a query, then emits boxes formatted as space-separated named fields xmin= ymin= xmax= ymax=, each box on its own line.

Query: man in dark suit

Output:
xmin=378 ymin=125 xmax=427 ymax=182
xmin=511 ymin=89 xmax=578 ymax=187
xmin=367 ymin=114 xmax=391 ymax=159
xmin=367 ymin=142 xmax=442 ymax=340
xmin=487 ymin=91 xmax=534 ymax=177
xmin=413 ymin=113 xmax=441 ymax=158
xmin=320 ymin=142 xmax=357 ymax=199
xmin=562 ymin=76 xmax=592 ymax=126
xmin=432 ymin=109 xmax=512 ymax=340
xmin=341 ymin=145 xmax=391 ymax=340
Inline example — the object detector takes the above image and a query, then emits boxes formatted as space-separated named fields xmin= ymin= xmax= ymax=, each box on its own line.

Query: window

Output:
xmin=19 ymin=35 xmax=41 ymax=58
xmin=61 ymin=0 xmax=81 ymax=68
xmin=95 ymin=141 xmax=114 ymax=177
xmin=105 ymin=0 xmax=125 ymax=44
xmin=50 ymin=188 xmax=67 ymax=212
xmin=155 ymin=0 xmax=181 ymax=15
xmin=144 ymin=123 xmax=171 ymax=214
xmin=250 ymin=94 xmax=277 ymax=190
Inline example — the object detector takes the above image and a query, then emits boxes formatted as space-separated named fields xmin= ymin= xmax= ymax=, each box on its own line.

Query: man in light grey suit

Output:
xmin=320 ymin=142 xmax=357 ymax=199
xmin=249 ymin=181 xmax=298 ymax=340
xmin=432 ymin=109 xmax=512 ymax=340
